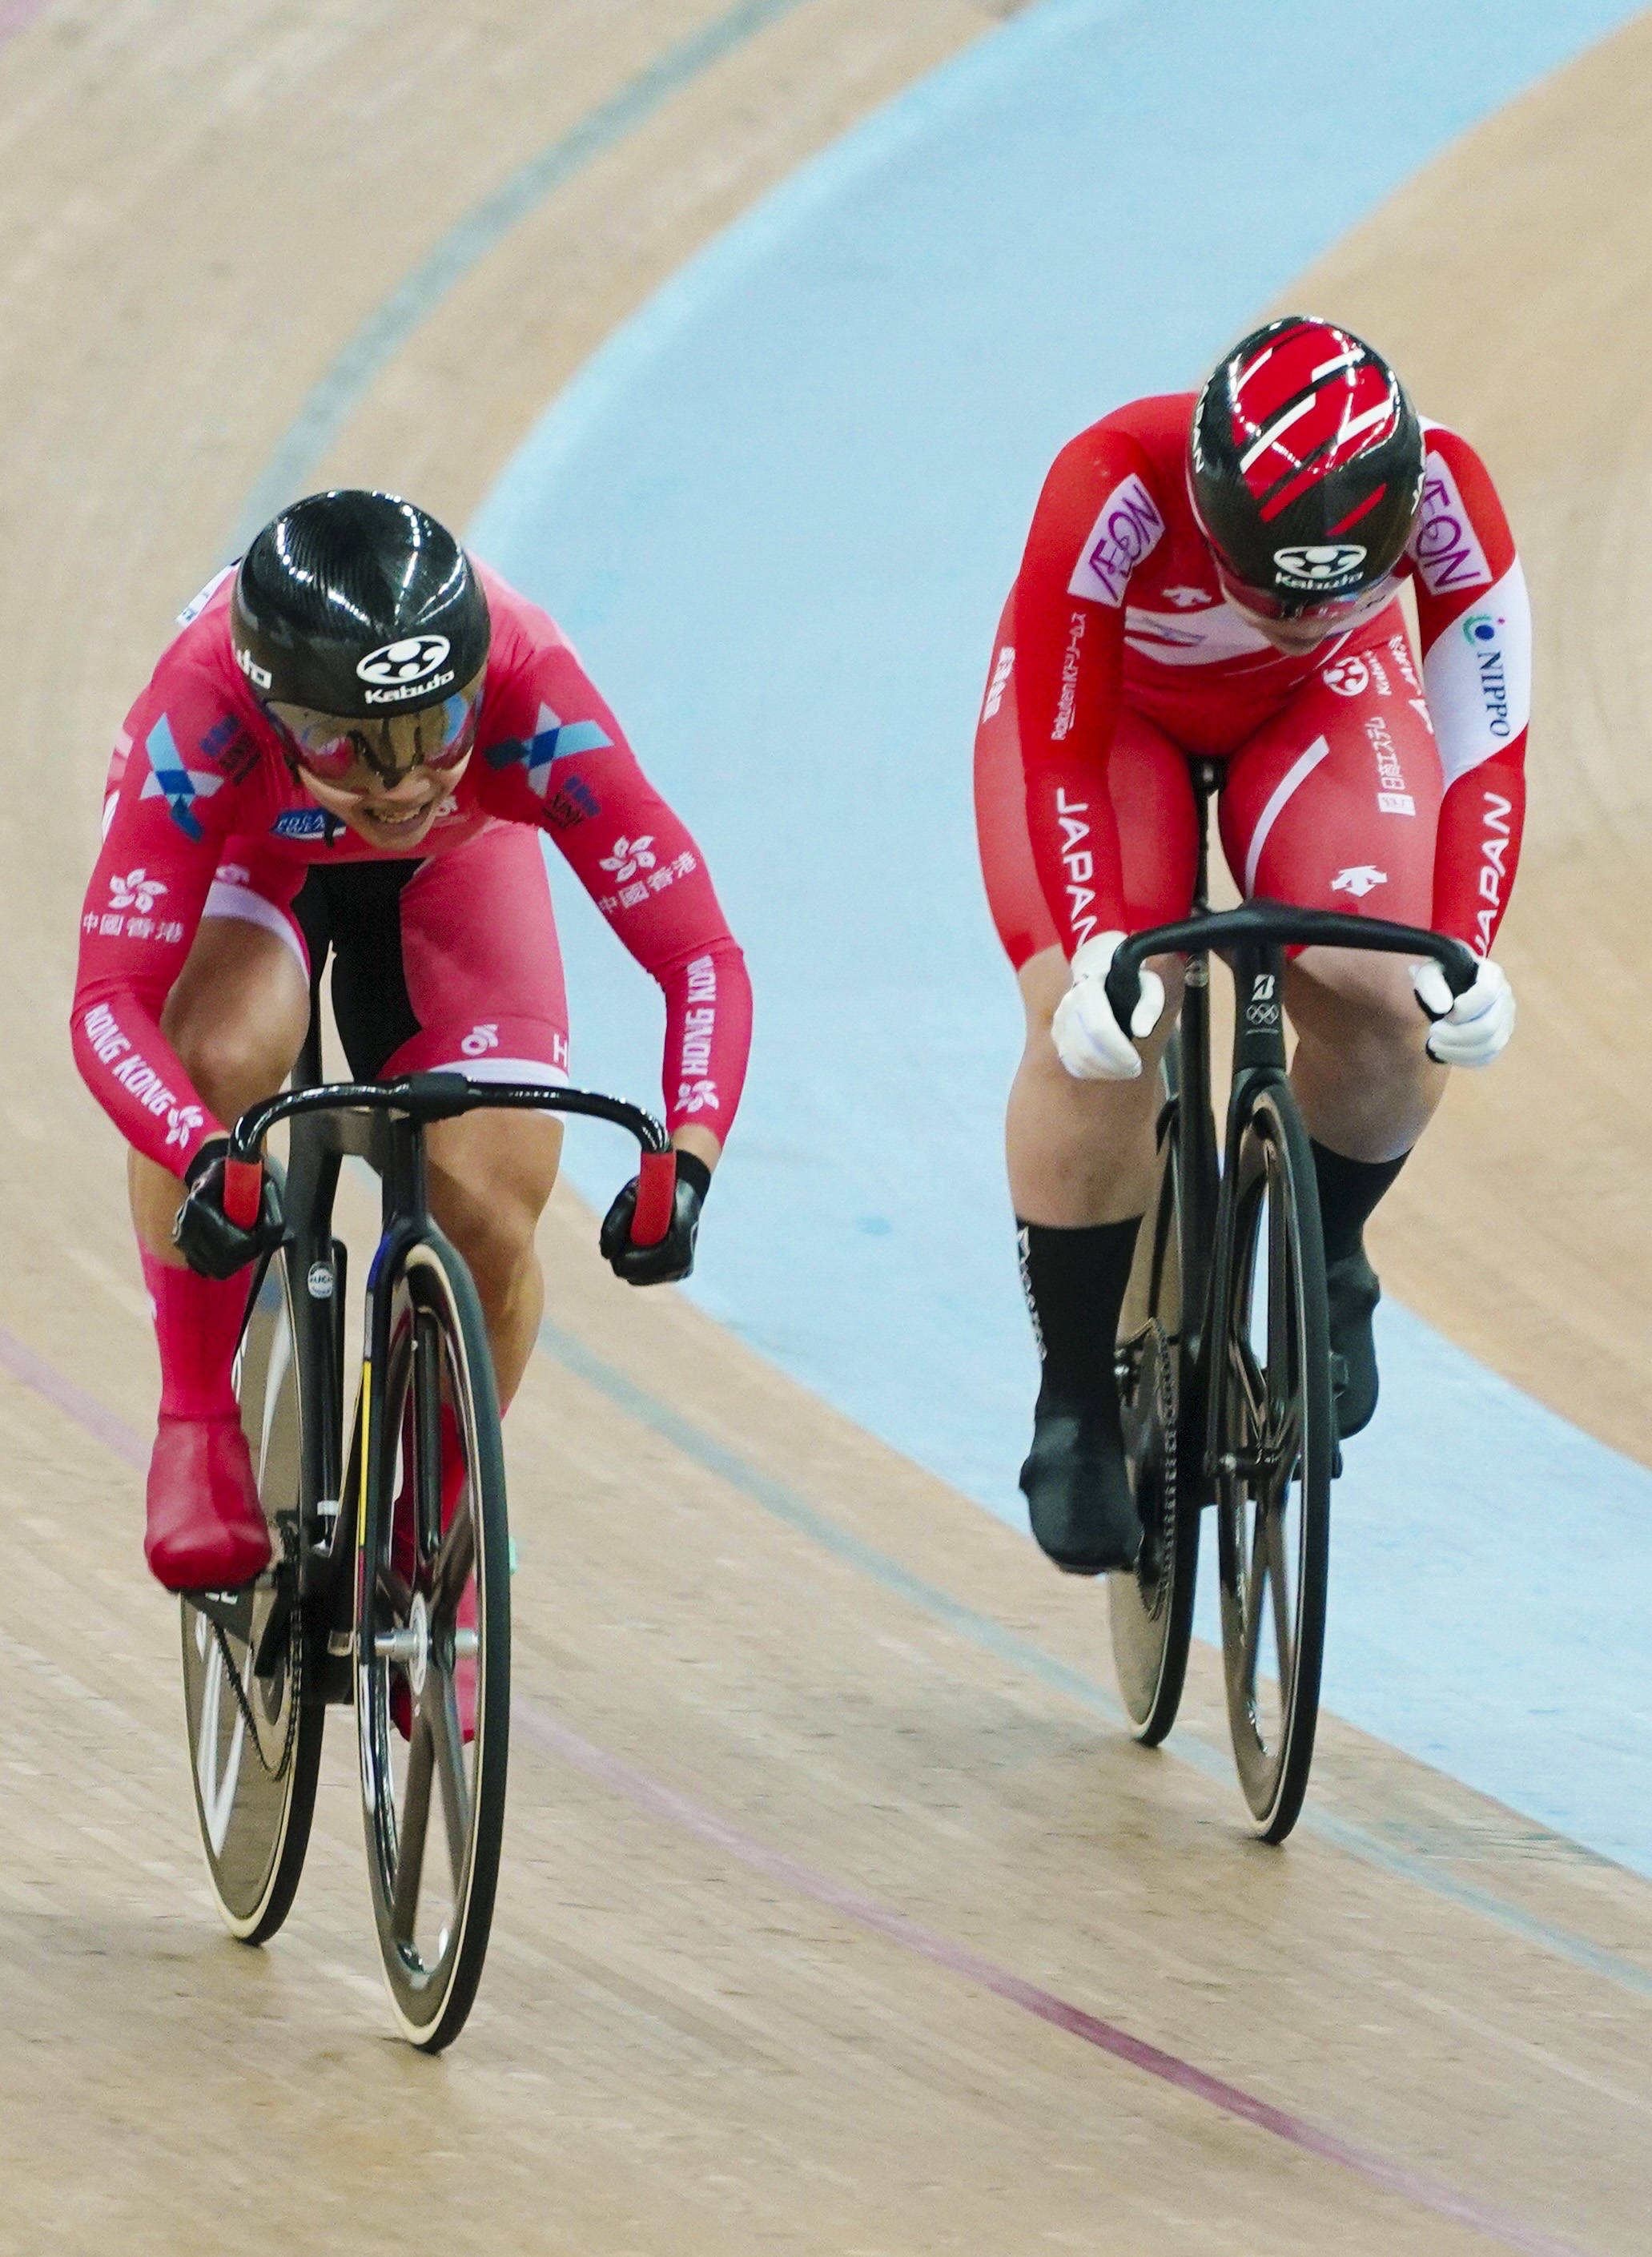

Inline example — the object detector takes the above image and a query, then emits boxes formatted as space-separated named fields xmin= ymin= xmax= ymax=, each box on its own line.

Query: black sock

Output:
xmin=1310 ymin=1141 xmax=1409 ymax=1267
xmin=1016 ymin=1217 xmax=1142 ymax=1419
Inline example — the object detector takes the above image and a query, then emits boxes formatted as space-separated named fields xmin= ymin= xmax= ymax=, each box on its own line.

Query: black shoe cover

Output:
xmin=1325 ymin=1249 xmax=1381 ymax=1438
xmin=1019 ymin=1404 xmax=1141 ymax=1575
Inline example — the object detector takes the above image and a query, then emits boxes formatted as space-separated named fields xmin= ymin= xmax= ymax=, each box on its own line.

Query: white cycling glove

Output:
xmin=1051 ymin=931 xmax=1166 ymax=1081
xmin=1412 ymin=959 xmax=1515 ymax=1068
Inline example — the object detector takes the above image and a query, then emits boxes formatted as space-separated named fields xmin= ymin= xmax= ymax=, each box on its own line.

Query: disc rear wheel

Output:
xmin=1109 ymin=1095 xmax=1200 ymax=1743
xmin=180 ymin=1246 xmax=324 ymax=1941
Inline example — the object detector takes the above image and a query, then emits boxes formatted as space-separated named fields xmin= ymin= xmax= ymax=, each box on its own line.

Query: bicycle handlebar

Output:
xmin=222 ymin=1072 xmax=677 ymax=1247
xmin=1102 ymin=899 xmax=1480 ymax=1036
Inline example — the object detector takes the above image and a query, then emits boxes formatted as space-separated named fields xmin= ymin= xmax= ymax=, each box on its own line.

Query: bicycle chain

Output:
xmin=1138 ymin=1322 xmax=1179 ymax=1622
xmin=208 ymin=1523 xmax=301 ymax=1783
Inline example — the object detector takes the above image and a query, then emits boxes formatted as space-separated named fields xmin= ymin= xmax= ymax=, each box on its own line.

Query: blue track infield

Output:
xmin=471 ymin=0 xmax=1652 ymax=1869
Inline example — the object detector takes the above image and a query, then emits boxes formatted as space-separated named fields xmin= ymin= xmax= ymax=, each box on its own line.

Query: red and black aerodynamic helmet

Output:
xmin=1187 ymin=316 xmax=1425 ymax=619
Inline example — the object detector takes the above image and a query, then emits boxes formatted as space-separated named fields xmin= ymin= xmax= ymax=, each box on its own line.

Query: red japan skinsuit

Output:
xmin=1003 ymin=393 xmax=1529 ymax=960
xmin=72 ymin=564 xmax=753 ymax=1173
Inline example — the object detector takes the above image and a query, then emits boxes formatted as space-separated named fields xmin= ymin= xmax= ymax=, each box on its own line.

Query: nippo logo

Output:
xmin=1273 ymin=542 xmax=1366 ymax=586
xmin=356 ymin=634 xmax=452 ymax=688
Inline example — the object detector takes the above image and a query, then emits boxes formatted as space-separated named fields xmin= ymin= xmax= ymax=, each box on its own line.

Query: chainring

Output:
xmin=1119 ymin=1320 xmax=1178 ymax=1621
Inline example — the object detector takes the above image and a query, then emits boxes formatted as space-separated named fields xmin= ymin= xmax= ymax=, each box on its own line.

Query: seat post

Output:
xmin=1190 ymin=758 xmax=1220 ymax=917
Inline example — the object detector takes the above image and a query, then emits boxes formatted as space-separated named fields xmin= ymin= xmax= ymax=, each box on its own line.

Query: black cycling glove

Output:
xmin=171 ymin=1137 xmax=285 ymax=1281
xmin=600 ymin=1149 xmax=711 ymax=1287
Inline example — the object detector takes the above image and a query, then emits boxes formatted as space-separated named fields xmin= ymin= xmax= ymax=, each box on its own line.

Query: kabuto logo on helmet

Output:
xmin=233 ymin=643 xmax=273 ymax=690
xmin=1272 ymin=542 xmax=1367 ymax=590
xmin=357 ymin=634 xmax=452 ymax=688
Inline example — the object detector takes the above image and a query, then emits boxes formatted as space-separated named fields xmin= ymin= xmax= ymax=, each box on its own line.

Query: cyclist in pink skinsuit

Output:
xmin=975 ymin=318 xmax=1526 ymax=1573
xmin=73 ymin=490 xmax=751 ymax=1592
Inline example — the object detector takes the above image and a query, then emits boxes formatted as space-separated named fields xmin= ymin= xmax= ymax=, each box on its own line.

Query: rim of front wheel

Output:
xmin=356 ymin=1237 xmax=510 ymax=2050
xmin=1215 ymin=1091 xmax=1332 ymax=1842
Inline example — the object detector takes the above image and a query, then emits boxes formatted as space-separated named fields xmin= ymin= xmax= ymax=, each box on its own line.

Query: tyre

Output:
xmin=356 ymin=1234 xmax=510 ymax=2051
xmin=1214 ymin=1086 xmax=1332 ymax=1842
xmin=1108 ymin=1089 xmax=1200 ymax=1744
xmin=180 ymin=1247 xmax=325 ymax=1941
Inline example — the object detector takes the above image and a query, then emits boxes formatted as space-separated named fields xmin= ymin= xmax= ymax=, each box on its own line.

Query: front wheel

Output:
xmin=1214 ymin=1087 xmax=1332 ymax=1843
xmin=356 ymin=1233 xmax=510 ymax=2051
xmin=180 ymin=1245 xmax=325 ymax=1942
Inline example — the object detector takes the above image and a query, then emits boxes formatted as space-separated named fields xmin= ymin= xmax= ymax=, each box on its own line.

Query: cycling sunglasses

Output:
xmin=268 ymin=671 xmax=484 ymax=787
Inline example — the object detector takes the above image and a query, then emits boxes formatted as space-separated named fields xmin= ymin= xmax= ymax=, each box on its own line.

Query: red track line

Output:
xmin=0 ymin=1 xmax=50 ymax=45
xmin=515 ymin=1700 xmax=1586 ymax=2257
xmin=0 ymin=1324 xmax=147 ymax=1470
xmin=0 ymin=1319 xmax=1590 ymax=2252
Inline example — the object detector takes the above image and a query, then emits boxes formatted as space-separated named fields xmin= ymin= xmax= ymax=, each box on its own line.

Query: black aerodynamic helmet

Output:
xmin=231 ymin=490 xmax=492 ymax=781
xmin=1187 ymin=316 xmax=1425 ymax=618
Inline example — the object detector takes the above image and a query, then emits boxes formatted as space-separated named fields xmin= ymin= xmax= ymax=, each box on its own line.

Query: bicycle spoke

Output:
xmin=1266 ymin=1168 xmax=1291 ymax=1422
xmin=1240 ymin=1506 xmax=1269 ymax=1697
xmin=391 ymin=1705 xmax=434 ymax=1941
xmin=415 ymin=1316 xmax=444 ymax=1563
xmin=1266 ymin=1496 xmax=1295 ymax=1692
xmin=1230 ymin=1333 xmax=1268 ymax=1441
xmin=429 ymin=1503 xmax=475 ymax=1627
xmin=428 ymin=1672 xmax=472 ymax=1895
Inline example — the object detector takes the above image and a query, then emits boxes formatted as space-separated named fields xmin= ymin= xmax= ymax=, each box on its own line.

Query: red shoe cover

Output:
xmin=145 ymin=1412 xmax=271 ymax=1592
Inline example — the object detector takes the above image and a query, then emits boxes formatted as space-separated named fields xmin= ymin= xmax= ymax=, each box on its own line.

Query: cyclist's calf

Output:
xmin=425 ymin=1108 xmax=564 ymax=1405
xmin=1285 ymin=945 xmax=1446 ymax=1165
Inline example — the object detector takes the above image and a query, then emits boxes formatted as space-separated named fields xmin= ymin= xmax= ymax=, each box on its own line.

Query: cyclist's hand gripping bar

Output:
xmin=1102 ymin=901 xmax=1479 ymax=1036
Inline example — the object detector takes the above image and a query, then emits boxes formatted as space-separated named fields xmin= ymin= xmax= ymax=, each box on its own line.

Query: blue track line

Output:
xmin=473 ymin=0 xmax=1652 ymax=1870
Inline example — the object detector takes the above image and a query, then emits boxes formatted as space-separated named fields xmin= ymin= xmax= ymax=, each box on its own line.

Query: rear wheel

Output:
xmin=180 ymin=1247 xmax=325 ymax=1941
xmin=1109 ymin=1087 xmax=1200 ymax=1743
xmin=1215 ymin=1087 xmax=1332 ymax=1843
xmin=356 ymin=1234 xmax=510 ymax=2051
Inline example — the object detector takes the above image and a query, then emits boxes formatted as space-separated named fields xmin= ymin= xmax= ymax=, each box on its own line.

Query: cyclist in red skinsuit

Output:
xmin=73 ymin=491 xmax=751 ymax=1592
xmin=975 ymin=317 xmax=1526 ymax=1572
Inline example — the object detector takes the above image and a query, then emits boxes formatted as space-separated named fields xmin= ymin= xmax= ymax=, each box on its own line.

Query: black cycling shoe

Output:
xmin=1325 ymin=1248 xmax=1381 ymax=1438
xmin=1019 ymin=1402 xmax=1142 ymax=1575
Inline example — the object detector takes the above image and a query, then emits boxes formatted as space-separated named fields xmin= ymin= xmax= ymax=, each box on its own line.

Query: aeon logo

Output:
xmin=356 ymin=634 xmax=451 ymax=687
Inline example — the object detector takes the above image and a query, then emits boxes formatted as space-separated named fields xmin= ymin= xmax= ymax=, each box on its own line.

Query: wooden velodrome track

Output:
xmin=2 ymin=5 xmax=1650 ymax=2251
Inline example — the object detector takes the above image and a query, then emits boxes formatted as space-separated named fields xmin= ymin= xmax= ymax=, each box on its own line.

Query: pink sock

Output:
xmin=140 ymin=1248 xmax=247 ymax=1419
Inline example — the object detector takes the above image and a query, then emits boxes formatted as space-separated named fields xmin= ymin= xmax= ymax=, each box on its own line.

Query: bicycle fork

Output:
xmin=1192 ymin=937 xmax=1292 ymax=1491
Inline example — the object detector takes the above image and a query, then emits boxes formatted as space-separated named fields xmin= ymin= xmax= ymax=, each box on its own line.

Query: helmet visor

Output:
xmin=269 ymin=670 xmax=484 ymax=785
xmin=1214 ymin=557 xmax=1403 ymax=631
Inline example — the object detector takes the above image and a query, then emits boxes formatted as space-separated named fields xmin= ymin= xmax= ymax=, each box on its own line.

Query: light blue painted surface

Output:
xmin=472 ymin=0 xmax=1652 ymax=1868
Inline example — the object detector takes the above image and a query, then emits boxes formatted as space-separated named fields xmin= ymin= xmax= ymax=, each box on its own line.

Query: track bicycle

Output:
xmin=1106 ymin=759 xmax=1476 ymax=1842
xmin=176 ymin=1028 xmax=675 ymax=2050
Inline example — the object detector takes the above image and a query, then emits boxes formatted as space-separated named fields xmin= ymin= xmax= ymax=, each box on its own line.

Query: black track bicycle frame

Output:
xmin=1105 ymin=760 xmax=1478 ymax=1491
xmin=235 ymin=1030 xmax=670 ymax=1705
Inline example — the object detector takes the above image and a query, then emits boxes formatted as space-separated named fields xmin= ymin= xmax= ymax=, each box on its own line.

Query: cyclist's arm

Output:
xmin=1014 ymin=429 xmax=1162 ymax=956
xmin=1409 ymin=424 xmax=1530 ymax=956
xmin=476 ymin=646 xmax=752 ymax=1153
xmin=70 ymin=681 xmax=247 ymax=1176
